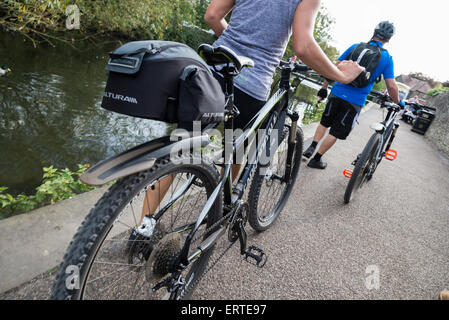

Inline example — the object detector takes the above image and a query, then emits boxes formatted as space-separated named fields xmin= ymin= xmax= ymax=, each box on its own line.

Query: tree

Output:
xmin=283 ymin=5 xmax=339 ymax=62
xmin=193 ymin=0 xmax=211 ymax=30
xmin=314 ymin=6 xmax=339 ymax=62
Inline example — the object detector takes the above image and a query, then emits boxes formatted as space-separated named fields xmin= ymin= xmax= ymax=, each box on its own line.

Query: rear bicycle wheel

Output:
xmin=51 ymin=155 xmax=222 ymax=300
xmin=248 ymin=126 xmax=303 ymax=231
xmin=344 ymin=133 xmax=381 ymax=204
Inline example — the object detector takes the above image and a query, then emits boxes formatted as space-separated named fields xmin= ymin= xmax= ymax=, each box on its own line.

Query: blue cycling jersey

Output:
xmin=331 ymin=41 xmax=395 ymax=107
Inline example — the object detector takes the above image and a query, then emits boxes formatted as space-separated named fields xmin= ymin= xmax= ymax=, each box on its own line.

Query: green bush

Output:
xmin=0 ymin=164 xmax=101 ymax=219
xmin=427 ymin=87 xmax=449 ymax=97
xmin=0 ymin=0 xmax=214 ymax=48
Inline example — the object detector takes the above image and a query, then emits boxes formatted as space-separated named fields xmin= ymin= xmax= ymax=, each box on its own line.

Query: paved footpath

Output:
xmin=1 ymin=104 xmax=448 ymax=299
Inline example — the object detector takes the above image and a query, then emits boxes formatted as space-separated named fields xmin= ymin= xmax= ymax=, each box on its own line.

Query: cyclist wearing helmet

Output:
xmin=304 ymin=21 xmax=405 ymax=169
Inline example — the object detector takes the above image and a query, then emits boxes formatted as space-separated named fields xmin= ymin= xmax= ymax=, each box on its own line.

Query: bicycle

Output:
xmin=51 ymin=44 xmax=313 ymax=300
xmin=343 ymin=91 xmax=404 ymax=204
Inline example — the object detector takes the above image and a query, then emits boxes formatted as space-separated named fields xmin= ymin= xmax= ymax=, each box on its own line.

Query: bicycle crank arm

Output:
xmin=235 ymin=219 xmax=268 ymax=268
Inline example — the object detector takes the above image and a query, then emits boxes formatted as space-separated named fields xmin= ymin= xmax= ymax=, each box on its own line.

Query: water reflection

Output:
xmin=0 ymin=32 xmax=168 ymax=195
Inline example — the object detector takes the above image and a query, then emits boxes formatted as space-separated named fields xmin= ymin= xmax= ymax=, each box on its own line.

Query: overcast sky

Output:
xmin=321 ymin=0 xmax=449 ymax=82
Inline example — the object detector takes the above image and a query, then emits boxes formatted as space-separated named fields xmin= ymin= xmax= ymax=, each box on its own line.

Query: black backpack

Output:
xmin=101 ymin=40 xmax=225 ymax=124
xmin=346 ymin=42 xmax=385 ymax=88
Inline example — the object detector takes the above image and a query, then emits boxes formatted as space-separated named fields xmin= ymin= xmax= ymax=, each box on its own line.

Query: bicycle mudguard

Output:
xmin=80 ymin=134 xmax=212 ymax=186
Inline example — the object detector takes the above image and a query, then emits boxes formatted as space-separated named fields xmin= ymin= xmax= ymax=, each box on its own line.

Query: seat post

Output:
xmin=223 ymin=71 xmax=235 ymax=131
xmin=224 ymin=73 xmax=235 ymax=104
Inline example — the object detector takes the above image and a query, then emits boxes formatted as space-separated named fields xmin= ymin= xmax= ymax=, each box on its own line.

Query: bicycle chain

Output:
xmin=178 ymin=207 xmax=237 ymax=299
xmin=179 ymin=236 xmax=235 ymax=299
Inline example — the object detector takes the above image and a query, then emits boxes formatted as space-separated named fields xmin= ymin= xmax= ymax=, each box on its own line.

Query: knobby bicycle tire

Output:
xmin=248 ymin=126 xmax=304 ymax=231
xmin=344 ymin=133 xmax=381 ymax=204
xmin=51 ymin=154 xmax=222 ymax=300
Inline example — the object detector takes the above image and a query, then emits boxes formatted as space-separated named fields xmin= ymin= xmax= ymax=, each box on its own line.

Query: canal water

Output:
xmin=0 ymin=31 xmax=169 ymax=195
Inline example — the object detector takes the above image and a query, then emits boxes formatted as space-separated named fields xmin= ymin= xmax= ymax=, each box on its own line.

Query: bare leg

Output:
xmin=316 ymin=134 xmax=337 ymax=156
xmin=231 ymin=164 xmax=241 ymax=182
xmin=307 ymin=134 xmax=337 ymax=169
xmin=313 ymin=124 xmax=329 ymax=144
xmin=139 ymin=175 xmax=175 ymax=225
xmin=139 ymin=162 xmax=241 ymax=226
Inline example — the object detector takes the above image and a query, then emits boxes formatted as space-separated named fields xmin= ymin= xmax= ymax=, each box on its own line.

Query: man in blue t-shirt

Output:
xmin=303 ymin=21 xmax=404 ymax=169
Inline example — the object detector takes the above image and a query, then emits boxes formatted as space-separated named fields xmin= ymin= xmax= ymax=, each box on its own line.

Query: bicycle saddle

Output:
xmin=370 ymin=122 xmax=385 ymax=133
xmin=198 ymin=44 xmax=254 ymax=72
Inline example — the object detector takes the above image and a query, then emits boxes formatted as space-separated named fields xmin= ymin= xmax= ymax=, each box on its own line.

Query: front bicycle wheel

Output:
xmin=344 ymin=133 xmax=381 ymax=204
xmin=248 ymin=126 xmax=303 ymax=231
xmin=52 ymin=155 xmax=222 ymax=300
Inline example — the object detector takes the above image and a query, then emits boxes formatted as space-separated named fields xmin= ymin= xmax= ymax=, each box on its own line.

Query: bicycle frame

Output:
xmin=363 ymin=99 xmax=401 ymax=179
xmin=175 ymin=62 xmax=301 ymax=268
xmin=377 ymin=101 xmax=401 ymax=159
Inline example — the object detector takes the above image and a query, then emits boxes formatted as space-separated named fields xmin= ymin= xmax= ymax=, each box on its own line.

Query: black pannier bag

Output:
xmin=178 ymin=65 xmax=226 ymax=124
xmin=101 ymin=40 xmax=225 ymax=124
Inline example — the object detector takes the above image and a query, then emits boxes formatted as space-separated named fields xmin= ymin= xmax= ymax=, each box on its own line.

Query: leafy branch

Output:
xmin=0 ymin=164 xmax=110 ymax=219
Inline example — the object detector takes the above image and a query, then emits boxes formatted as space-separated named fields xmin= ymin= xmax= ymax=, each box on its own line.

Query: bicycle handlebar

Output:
xmin=381 ymin=101 xmax=401 ymax=111
xmin=371 ymin=91 xmax=437 ymax=112
xmin=370 ymin=90 xmax=406 ymax=111
xmin=278 ymin=58 xmax=311 ymax=73
xmin=370 ymin=90 xmax=391 ymax=101
xmin=293 ymin=62 xmax=311 ymax=72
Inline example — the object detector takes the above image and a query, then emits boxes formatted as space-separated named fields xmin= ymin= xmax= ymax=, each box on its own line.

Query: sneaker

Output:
xmin=303 ymin=145 xmax=316 ymax=159
xmin=307 ymin=158 xmax=327 ymax=169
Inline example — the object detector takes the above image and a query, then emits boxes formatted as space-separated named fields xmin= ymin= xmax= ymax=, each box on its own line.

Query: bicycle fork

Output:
xmin=384 ymin=122 xmax=400 ymax=159
xmin=284 ymin=111 xmax=300 ymax=183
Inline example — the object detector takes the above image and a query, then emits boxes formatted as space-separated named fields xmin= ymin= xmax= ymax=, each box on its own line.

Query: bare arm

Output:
xmin=292 ymin=0 xmax=363 ymax=84
xmin=204 ymin=0 xmax=235 ymax=37
xmin=385 ymin=78 xmax=400 ymax=104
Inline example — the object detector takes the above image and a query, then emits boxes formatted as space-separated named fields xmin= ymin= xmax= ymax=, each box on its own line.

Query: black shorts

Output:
xmin=178 ymin=72 xmax=266 ymax=131
xmin=320 ymin=96 xmax=360 ymax=140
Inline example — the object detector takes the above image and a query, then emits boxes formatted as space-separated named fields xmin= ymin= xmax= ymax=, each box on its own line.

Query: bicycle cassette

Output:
xmin=145 ymin=232 xmax=182 ymax=283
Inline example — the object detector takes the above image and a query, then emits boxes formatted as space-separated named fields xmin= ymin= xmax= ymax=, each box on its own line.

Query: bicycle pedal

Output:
xmin=385 ymin=149 xmax=397 ymax=161
xmin=343 ymin=169 xmax=353 ymax=178
xmin=244 ymin=245 xmax=268 ymax=268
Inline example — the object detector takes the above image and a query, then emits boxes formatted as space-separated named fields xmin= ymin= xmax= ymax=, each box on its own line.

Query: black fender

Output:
xmin=80 ymin=134 xmax=212 ymax=186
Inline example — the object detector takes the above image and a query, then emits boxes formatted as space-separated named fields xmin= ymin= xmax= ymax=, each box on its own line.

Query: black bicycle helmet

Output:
xmin=373 ymin=21 xmax=395 ymax=41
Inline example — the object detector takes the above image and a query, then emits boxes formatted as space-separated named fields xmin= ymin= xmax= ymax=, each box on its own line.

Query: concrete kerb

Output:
xmin=0 ymin=186 xmax=109 ymax=293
